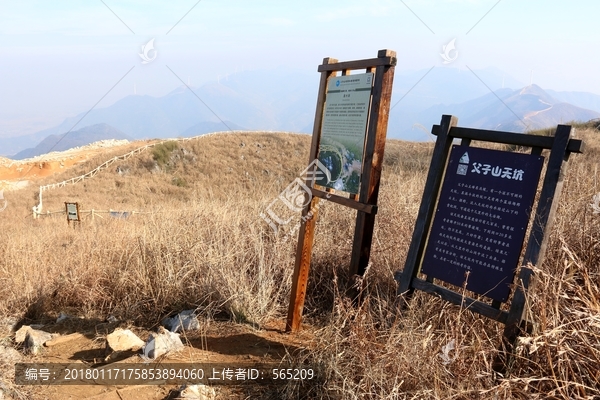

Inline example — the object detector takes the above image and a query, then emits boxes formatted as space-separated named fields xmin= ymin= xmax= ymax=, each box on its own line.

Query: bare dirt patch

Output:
xmin=7 ymin=318 xmax=315 ymax=400
xmin=0 ymin=140 xmax=134 ymax=189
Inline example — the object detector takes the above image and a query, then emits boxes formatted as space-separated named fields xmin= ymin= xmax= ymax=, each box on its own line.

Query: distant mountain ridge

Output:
xmin=388 ymin=84 xmax=600 ymax=140
xmin=3 ymin=67 xmax=600 ymax=156
xmin=13 ymin=123 xmax=131 ymax=160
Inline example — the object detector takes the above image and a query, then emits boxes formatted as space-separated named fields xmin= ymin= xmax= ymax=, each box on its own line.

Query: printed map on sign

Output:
xmin=421 ymin=145 xmax=544 ymax=302
xmin=316 ymin=73 xmax=373 ymax=194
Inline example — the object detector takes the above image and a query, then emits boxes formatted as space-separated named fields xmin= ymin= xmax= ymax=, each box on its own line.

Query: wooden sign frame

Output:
xmin=396 ymin=114 xmax=584 ymax=373
xmin=286 ymin=49 xmax=396 ymax=332
xmin=65 ymin=202 xmax=81 ymax=225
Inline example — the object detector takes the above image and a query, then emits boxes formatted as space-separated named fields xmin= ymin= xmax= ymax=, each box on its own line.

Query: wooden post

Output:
xmin=493 ymin=124 xmax=574 ymax=373
xmin=396 ymin=115 xmax=458 ymax=300
xmin=286 ymin=50 xmax=397 ymax=332
xmin=286 ymin=57 xmax=337 ymax=333
xmin=348 ymin=50 xmax=396 ymax=295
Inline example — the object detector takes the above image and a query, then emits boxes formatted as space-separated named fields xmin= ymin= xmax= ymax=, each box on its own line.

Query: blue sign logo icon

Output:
xmin=336 ymin=80 xmax=340 ymax=87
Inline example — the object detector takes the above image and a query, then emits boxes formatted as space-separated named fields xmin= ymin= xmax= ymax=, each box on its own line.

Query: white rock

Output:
xmin=106 ymin=328 xmax=145 ymax=352
xmin=0 ymin=317 xmax=18 ymax=337
xmin=56 ymin=312 xmax=71 ymax=323
xmin=178 ymin=383 xmax=216 ymax=399
xmin=25 ymin=329 xmax=53 ymax=355
xmin=14 ymin=326 xmax=32 ymax=344
xmin=15 ymin=324 xmax=45 ymax=344
xmin=162 ymin=310 xmax=200 ymax=333
xmin=0 ymin=345 xmax=22 ymax=363
xmin=143 ymin=327 xmax=184 ymax=359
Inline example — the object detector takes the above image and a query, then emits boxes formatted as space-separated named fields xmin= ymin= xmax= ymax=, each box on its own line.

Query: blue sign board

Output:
xmin=421 ymin=145 xmax=544 ymax=302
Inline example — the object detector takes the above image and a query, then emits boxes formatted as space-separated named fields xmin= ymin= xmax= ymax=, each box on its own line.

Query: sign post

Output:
xmin=65 ymin=202 xmax=80 ymax=225
xmin=396 ymin=114 xmax=584 ymax=373
xmin=286 ymin=50 xmax=396 ymax=332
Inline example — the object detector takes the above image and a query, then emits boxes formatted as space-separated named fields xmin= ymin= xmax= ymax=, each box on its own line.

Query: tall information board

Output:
xmin=287 ymin=50 xmax=396 ymax=333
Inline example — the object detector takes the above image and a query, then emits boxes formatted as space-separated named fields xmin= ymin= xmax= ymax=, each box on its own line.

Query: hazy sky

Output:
xmin=1 ymin=0 xmax=599 ymax=137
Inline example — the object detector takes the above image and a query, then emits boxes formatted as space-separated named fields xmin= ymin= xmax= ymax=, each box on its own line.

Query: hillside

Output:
xmin=0 ymin=129 xmax=598 ymax=399
xmin=0 ymin=138 xmax=137 ymax=192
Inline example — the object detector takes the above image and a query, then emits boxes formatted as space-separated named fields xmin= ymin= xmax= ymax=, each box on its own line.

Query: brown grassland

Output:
xmin=0 ymin=126 xmax=598 ymax=399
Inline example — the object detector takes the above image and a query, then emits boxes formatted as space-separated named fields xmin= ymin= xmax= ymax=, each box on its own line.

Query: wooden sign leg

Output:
xmin=347 ymin=50 xmax=397 ymax=300
xmin=396 ymin=115 xmax=457 ymax=305
xmin=286 ymin=197 xmax=320 ymax=332
xmin=493 ymin=125 xmax=572 ymax=374
xmin=348 ymin=211 xmax=376 ymax=301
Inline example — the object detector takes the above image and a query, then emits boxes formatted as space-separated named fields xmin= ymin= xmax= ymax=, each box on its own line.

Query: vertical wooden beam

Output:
xmin=286 ymin=196 xmax=321 ymax=332
xmin=493 ymin=124 xmax=573 ymax=373
xmin=396 ymin=115 xmax=458 ymax=300
xmin=348 ymin=50 xmax=397 ymax=284
xmin=286 ymin=58 xmax=337 ymax=332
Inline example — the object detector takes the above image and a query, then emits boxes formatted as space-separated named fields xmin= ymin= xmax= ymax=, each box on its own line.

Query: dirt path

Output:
xmin=9 ymin=318 xmax=315 ymax=400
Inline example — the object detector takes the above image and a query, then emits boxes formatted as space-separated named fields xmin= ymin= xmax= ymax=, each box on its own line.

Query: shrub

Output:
xmin=152 ymin=141 xmax=179 ymax=167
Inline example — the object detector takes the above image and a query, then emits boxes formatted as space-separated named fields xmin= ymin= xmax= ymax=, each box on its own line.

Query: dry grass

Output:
xmin=0 ymin=129 xmax=599 ymax=399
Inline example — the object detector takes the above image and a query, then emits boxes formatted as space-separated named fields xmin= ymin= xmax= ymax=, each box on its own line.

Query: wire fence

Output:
xmin=38 ymin=130 xmax=299 ymax=193
xmin=32 ymin=130 xmax=305 ymax=218
xmin=33 ymin=208 xmax=153 ymax=220
xmin=38 ymin=144 xmax=155 ymax=193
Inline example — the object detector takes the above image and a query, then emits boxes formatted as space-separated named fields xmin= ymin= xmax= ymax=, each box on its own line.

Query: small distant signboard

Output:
xmin=65 ymin=202 xmax=80 ymax=223
xmin=421 ymin=145 xmax=544 ymax=302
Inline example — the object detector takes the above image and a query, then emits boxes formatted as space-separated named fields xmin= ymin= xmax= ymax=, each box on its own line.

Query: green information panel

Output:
xmin=316 ymin=73 xmax=373 ymax=194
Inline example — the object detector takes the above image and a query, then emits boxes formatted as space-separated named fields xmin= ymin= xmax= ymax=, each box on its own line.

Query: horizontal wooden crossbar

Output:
xmin=431 ymin=125 xmax=584 ymax=154
xmin=411 ymin=277 xmax=509 ymax=324
xmin=310 ymin=188 xmax=377 ymax=214
xmin=318 ymin=56 xmax=397 ymax=72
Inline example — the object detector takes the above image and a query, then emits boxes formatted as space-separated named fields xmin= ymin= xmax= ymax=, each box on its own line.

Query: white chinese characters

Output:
xmin=471 ymin=163 xmax=524 ymax=181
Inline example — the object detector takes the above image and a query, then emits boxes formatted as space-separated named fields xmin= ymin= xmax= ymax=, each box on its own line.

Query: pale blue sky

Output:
xmin=1 ymin=0 xmax=599 ymax=137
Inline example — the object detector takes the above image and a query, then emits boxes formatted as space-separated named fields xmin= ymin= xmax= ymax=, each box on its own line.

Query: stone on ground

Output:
xmin=162 ymin=310 xmax=200 ymax=333
xmin=106 ymin=328 xmax=145 ymax=352
xmin=25 ymin=329 xmax=53 ymax=355
xmin=178 ymin=384 xmax=216 ymax=400
xmin=56 ymin=311 xmax=72 ymax=323
xmin=14 ymin=326 xmax=31 ymax=344
xmin=14 ymin=325 xmax=44 ymax=344
xmin=0 ymin=345 xmax=22 ymax=364
xmin=143 ymin=327 xmax=184 ymax=359
xmin=0 ymin=317 xmax=18 ymax=338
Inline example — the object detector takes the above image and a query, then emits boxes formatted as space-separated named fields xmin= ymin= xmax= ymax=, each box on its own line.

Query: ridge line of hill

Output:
xmin=33 ymin=130 xmax=307 ymax=213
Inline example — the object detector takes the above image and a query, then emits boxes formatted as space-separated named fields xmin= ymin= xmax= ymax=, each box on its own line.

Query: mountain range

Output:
xmin=3 ymin=66 xmax=600 ymax=158
xmin=390 ymin=84 xmax=600 ymax=140
xmin=13 ymin=123 xmax=132 ymax=160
